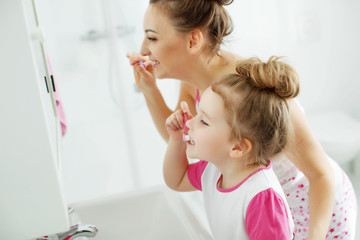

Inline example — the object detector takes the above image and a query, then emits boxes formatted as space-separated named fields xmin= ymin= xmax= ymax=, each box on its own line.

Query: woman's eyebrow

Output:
xmin=145 ymin=29 xmax=158 ymax=34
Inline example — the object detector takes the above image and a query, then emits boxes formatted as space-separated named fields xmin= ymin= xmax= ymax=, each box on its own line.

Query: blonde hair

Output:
xmin=211 ymin=56 xmax=300 ymax=167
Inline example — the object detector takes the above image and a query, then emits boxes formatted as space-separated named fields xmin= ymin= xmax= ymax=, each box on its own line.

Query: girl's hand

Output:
xmin=126 ymin=52 xmax=156 ymax=93
xmin=165 ymin=101 xmax=192 ymax=140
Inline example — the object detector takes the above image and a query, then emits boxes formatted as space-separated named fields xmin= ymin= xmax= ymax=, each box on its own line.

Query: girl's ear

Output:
xmin=229 ymin=138 xmax=252 ymax=159
xmin=187 ymin=29 xmax=204 ymax=54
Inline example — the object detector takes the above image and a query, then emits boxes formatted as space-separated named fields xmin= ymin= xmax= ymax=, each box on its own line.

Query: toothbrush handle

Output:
xmin=182 ymin=112 xmax=190 ymax=142
xmin=195 ymin=89 xmax=200 ymax=113
xmin=135 ymin=60 xmax=153 ymax=70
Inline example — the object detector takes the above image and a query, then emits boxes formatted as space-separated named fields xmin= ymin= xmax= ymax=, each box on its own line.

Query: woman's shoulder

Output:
xmin=221 ymin=50 xmax=245 ymax=63
xmin=179 ymin=81 xmax=198 ymax=98
xmin=218 ymin=50 xmax=245 ymax=75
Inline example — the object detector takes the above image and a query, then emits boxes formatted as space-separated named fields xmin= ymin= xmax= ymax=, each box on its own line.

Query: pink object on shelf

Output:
xmin=47 ymin=54 xmax=67 ymax=136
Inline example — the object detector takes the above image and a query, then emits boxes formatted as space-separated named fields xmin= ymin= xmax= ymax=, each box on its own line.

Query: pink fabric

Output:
xmin=187 ymin=160 xmax=208 ymax=191
xmin=246 ymin=188 xmax=291 ymax=240
xmin=46 ymin=55 xmax=67 ymax=136
xmin=53 ymin=79 xmax=67 ymax=136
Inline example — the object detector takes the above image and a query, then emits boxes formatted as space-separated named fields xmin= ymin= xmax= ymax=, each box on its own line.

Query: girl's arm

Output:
xmin=286 ymin=100 xmax=335 ymax=240
xmin=163 ymin=102 xmax=197 ymax=192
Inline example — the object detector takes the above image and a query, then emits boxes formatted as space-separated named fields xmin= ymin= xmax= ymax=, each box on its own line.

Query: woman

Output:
xmin=127 ymin=0 xmax=357 ymax=239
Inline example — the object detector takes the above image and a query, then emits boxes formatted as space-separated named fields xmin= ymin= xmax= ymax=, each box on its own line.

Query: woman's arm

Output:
xmin=127 ymin=53 xmax=198 ymax=142
xmin=286 ymin=100 xmax=335 ymax=240
xmin=142 ymin=80 xmax=196 ymax=142
xmin=142 ymin=85 xmax=173 ymax=142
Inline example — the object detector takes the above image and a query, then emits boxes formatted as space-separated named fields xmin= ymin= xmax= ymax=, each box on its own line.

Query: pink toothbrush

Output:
xmin=182 ymin=112 xmax=191 ymax=142
xmin=135 ymin=60 xmax=150 ymax=69
xmin=183 ymin=90 xmax=200 ymax=142
xmin=195 ymin=89 xmax=200 ymax=113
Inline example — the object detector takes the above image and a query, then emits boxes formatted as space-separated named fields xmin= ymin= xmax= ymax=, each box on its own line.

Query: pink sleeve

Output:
xmin=187 ymin=160 xmax=208 ymax=191
xmin=245 ymin=188 xmax=291 ymax=240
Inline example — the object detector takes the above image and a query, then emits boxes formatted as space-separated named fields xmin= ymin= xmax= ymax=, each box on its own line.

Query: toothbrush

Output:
xmin=195 ymin=89 xmax=200 ymax=113
xmin=135 ymin=60 xmax=159 ymax=69
xmin=182 ymin=112 xmax=191 ymax=142
xmin=135 ymin=60 xmax=150 ymax=69
xmin=183 ymin=90 xmax=200 ymax=142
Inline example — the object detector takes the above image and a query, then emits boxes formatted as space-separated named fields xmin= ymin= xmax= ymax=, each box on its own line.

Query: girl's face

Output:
xmin=140 ymin=5 xmax=189 ymax=79
xmin=186 ymin=88 xmax=234 ymax=164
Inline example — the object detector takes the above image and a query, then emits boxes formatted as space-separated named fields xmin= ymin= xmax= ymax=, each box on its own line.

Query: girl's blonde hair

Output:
xmin=212 ymin=56 xmax=300 ymax=167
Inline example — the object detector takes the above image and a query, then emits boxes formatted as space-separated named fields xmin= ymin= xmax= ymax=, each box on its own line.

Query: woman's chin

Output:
xmin=154 ymin=71 xmax=167 ymax=79
xmin=154 ymin=68 xmax=173 ymax=79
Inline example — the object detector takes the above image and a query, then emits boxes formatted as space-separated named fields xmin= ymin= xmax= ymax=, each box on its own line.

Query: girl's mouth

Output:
xmin=185 ymin=135 xmax=195 ymax=145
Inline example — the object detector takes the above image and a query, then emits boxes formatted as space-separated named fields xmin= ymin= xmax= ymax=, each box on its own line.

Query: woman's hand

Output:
xmin=165 ymin=101 xmax=192 ymax=141
xmin=126 ymin=52 xmax=156 ymax=93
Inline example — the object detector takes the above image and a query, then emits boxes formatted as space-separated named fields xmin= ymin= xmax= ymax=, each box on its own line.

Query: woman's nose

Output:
xmin=140 ymin=40 xmax=150 ymax=56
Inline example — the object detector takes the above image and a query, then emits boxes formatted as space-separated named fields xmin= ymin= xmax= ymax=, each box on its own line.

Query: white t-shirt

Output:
xmin=187 ymin=161 xmax=294 ymax=240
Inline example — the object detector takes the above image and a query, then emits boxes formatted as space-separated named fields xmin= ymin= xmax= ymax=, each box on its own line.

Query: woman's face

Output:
xmin=140 ymin=5 xmax=190 ymax=79
xmin=186 ymin=88 xmax=233 ymax=164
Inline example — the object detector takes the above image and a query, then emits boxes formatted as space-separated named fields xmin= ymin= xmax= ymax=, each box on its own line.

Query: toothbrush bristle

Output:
xmin=183 ymin=135 xmax=191 ymax=142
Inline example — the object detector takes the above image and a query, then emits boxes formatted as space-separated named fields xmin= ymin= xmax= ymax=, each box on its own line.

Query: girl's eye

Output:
xmin=147 ymin=37 xmax=157 ymax=41
xmin=200 ymin=120 xmax=209 ymax=126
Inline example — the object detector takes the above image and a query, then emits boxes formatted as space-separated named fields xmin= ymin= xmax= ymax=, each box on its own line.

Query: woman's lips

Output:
xmin=151 ymin=60 xmax=160 ymax=66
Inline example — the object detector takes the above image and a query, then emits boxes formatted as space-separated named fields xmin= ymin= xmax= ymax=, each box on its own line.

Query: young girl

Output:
xmin=128 ymin=0 xmax=357 ymax=238
xmin=164 ymin=56 xmax=297 ymax=239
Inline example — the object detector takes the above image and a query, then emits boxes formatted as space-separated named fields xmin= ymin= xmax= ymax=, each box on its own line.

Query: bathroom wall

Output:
xmin=35 ymin=0 xmax=360 ymax=204
xmin=225 ymin=0 xmax=360 ymax=117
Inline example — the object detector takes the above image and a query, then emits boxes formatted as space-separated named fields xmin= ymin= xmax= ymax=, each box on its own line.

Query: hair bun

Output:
xmin=212 ymin=0 xmax=234 ymax=6
xmin=236 ymin=56 xmax=300 ymax=99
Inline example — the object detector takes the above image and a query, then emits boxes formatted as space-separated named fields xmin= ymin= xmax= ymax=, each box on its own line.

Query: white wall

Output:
xmin=35 ymin=0 xmax=360 ymax=203
xmin=225 ymin=0 xmax=360 ymax=117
